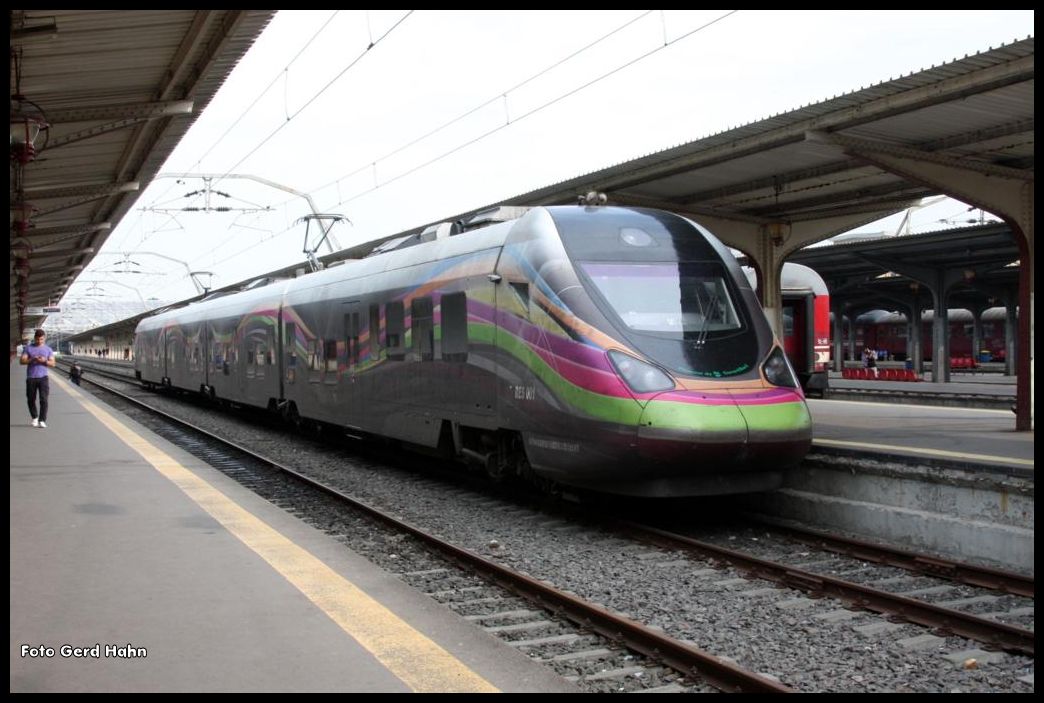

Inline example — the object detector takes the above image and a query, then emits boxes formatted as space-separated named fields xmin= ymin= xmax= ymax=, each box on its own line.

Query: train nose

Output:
xmin=729 ymin=388 xmax=812 ymax=465
xmin=636 ymin=390 xmax=749 ymax=462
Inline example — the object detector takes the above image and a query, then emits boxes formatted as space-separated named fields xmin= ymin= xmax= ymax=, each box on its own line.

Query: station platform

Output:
xmin=827 ymin=369 xmax=1017 ymax=400
xmin=9 ymin=363 xmax=576 ymax=693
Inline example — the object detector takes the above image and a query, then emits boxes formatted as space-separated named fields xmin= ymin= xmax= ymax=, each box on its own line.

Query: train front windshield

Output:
xmin=578 ymin=260 xmax=759 ymax=379
xmin=581 ymin=262 xmax=741 ymax=336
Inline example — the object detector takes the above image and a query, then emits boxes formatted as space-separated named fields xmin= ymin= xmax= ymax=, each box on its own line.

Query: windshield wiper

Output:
xmin=694 ymin=291 xmax=719 ymax=349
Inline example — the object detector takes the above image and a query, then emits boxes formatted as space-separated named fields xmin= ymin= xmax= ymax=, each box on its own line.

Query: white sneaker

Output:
xmin=31 ymin=418 xmax=38 ymax=427
xmin=38 ymin=422 xmax=46 ymax=428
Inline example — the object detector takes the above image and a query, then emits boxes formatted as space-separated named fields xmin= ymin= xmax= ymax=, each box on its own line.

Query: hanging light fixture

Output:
xmin=10 ymin=199 xmax=35 ymax=233
xmin=14 ymin=257 xmax=31 ymax=279
xmin=10 ymin=47 xmax=49 ymax=165
xmin=11 ymin=95 xmax=48 ymax=163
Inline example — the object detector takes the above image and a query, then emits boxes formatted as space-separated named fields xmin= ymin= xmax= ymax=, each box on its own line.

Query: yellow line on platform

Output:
xmin=75 ymin=391 xmax=499 ymax=693
xmin=814 ymin=438 xmax=1033 ymax=467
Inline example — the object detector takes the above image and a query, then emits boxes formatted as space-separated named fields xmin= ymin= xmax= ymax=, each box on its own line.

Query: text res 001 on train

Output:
xmin=135 ymin=206 xmax=812 ymax=497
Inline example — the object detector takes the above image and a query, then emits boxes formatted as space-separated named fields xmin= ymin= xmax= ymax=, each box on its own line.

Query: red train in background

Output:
xmin=852 ymin=308 xmax=1010 ymax=362
xmin=745 ymin=263 xmax=831 ymax=396
xmin=780 ymin=264 xmax=830 ymax=395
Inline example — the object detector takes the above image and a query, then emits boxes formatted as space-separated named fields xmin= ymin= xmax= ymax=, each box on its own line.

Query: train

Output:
xmin=739 ymin=262 xmax=831 ymax=396
xmin=780 ymin=264 xmax=830 ymax=395
xmin=135 ymin=205 xmax=812 ymax=497
xmin=852 ymin=308 xmax=1010 ymax=363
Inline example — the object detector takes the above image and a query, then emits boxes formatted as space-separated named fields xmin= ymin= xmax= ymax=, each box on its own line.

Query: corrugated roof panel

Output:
xmin=11 ymin=10 xmax=275 ymax=344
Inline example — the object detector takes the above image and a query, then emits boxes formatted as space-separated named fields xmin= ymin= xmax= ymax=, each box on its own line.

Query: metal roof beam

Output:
xmin=34 ymin=183 xmax=141 ymax=217
xmin=604 ymin=193 xmax=771 ymax=225
xmin=23 ymin=182 xmax=141 ymax=200
xmin=918 ymin=118 xmax=1034 ymax=153
xmin=21 ymin=222 xmax=112 ymax=239
xmin=746 ymin=184 xmax=933 ymax=219
xmin=679 ymin=160 xmax=865 ymax=205
xmin=25 ymin=247 xmax=96 ymax=261
xmin=45 ymin=103 xmax=195 ymax=150
xmin=46 ymin=101 xmax=195 ymax=124
xmin=806 ymin=132 xmax=1034 ymax=181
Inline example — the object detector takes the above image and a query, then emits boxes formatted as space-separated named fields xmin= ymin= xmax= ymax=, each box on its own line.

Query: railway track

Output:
xmin=614 ymin=521 xmax=1033 ymax=656
xmin=72 ymin=366 xmax=1035 ymax=691
xmin=73 ymin=371 xmax=788 ymax=693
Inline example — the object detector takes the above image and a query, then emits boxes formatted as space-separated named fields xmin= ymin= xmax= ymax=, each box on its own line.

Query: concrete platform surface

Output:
xmin=9 ymin=364 xmax=576 ymax=693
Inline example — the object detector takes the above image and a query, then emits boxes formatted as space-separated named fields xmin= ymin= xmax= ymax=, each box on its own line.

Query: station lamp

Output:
xmin=10 ymin=199 xmax=35 ymax=234
xmin=10 ymin=93 xmax=48 ymax=165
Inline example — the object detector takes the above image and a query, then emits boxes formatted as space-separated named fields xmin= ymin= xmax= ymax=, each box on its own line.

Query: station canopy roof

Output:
xmin=45 ymin=33 xmax=1036 ymax=344
xmin=787 ymin=222 xmax=1020 ymax=314
xmin=498 ymin=38 xmax=1033 ymax=228
xmin=10 ymin=10 xmax=276 ymax=345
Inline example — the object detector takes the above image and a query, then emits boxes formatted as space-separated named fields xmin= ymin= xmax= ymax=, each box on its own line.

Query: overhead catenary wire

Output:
xmin=331 ymin=11 xmax=739 ymax=207
xmin=185 ymin=12 xmax=743 ymax=288
xmin=301 ymin=10 xmax=657 ymax=201
xmin=140 ymin=11 xmax=740 ymax=301
xmin=213 ymin=11 xmax=415 ymax=185
xmin=109 ymin=11 xmax=343 ymax=253
xmin=138 ymin=10 xmax=663 ymax=299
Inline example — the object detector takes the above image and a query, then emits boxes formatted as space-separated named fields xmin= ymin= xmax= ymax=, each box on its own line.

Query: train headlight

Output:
xmin=762 ymin=346 xmax=797 ymax=388
xmin=608 ymin=350 xmax=675 ymax=393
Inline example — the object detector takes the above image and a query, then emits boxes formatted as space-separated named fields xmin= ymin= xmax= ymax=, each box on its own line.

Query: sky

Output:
xmin=54 ymin=9 xmax=1033 ymax=325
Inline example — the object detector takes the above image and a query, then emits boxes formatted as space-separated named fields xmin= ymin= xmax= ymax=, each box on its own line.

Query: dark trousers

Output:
xmin=27 ymin=376 xmax=50 ymax=422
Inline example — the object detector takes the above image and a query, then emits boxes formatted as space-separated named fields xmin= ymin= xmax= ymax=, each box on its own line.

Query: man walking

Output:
xmin=20 ymin=328 xmax=55 ymax=428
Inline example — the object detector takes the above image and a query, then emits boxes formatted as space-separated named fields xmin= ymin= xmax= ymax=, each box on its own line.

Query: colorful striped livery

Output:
xmin=136 ymin=206 xmax=811 ymax=496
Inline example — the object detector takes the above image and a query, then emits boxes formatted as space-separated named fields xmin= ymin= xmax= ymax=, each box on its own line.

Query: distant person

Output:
xmin=20 ymin=329 xmax=55 ymax=428
xmin=866 ymin=347 xmax=877 ymax=369
xmin=69 ymin=360 xmax=83 ymax=386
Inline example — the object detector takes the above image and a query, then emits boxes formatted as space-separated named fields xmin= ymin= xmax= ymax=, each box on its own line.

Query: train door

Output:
xmin=343 ymin=301 xmax=360 ymax=381
xmin=162 ymin=327 xmax=173 ymax=386
xmin=157 ymin=327 xmax=168 ymax=384
xmin=282 ymin=318 xmax=297 ymax=389
xmin=342 ymin=301 xmax=360 ymax=424
xmin=476 ymin=272 xmax=500 ymax=419
xmin=781 ymin=294 xmax=811 ymax=376
xmin=782 ymin=292 xmax=828 ymax=396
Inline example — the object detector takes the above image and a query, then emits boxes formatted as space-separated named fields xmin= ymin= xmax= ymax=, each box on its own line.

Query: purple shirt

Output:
xmin=24 ymin=343 xmax=54 ymax=379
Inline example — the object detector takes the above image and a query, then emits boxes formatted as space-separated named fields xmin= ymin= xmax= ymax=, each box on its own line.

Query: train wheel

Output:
xmin=283 ymin=402 xmax=302 ymax=430
xmin=486 ymin=451 xmax=509 ymax=483
xmin=518 ymin=454 xmax=561 ymax=497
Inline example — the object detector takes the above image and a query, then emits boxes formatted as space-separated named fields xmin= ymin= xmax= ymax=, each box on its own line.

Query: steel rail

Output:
xmin=622 ymin=522 xmax=1033 ymax=657
xmin=78 ymin=375 xmax=793 ymax=693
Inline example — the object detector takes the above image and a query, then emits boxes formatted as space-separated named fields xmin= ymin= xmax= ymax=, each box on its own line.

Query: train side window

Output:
xmin=441 ymin=292 xmax=468 ymax=362
xmin=412 ymin=297 xmax=434 ymax=361
xmin=369 ymin=303 xmax=381 ymax=360
xmin=509 ymin=282 xmax=529 ymax=315
xmin=309 ymin=339 xmax=322 ymax=382
xmin=386 ymin=301 xmax=405 ymax=361
xmin=325 ymin=338 xmax=339 ymax=374
xmin=283 ymin=322 xmax=296 ymax=384
xmin=345 ymin=312 xmax=360 ymax=366
xmin=255 ymin=341 xmax=266 ymax=378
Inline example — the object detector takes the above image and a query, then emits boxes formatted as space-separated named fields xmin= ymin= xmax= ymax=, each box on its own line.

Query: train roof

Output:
xmin=741 ymin=262 xmax=828 ymax=296
xmin=854 ymin=307 xmax=1011 ymax=324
